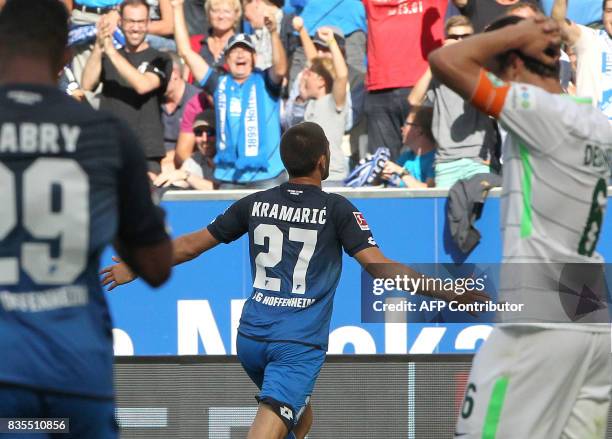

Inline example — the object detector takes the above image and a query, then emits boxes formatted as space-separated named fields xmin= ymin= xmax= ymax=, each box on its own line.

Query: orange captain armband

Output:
xmin=470 ymin=69 xmax=511 ymax=118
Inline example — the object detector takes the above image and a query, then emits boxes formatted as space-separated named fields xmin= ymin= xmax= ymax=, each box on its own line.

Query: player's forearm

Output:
xmin=172 ymin=229 xmax=219 ymax=265
xmin=270 ymin=30 xmax=288 ymax=83
xmin=81 ymin=46 xmax=103 ymax=91
xmin=429 ymin=27 xmax=524 ymax=102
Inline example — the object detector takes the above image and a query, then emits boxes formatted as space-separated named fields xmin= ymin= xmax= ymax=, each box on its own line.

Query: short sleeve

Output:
xmin=115 ymin=120 xmax=169 ymax=246
xmin=180 ymin=93 xmax=205 ymax=133
xmin=330 ymin=195 xmax=378 ymax=256
xmin=424 ymin=86 xmax=435 ymax=108
xmin=207 ymin=195 xmax=251 ymax=243
xmin=263 ymin=69 xmax=282 ymax=98
xmin=200 ymin=70 xmax=220 ymax=95
xmin=148 ymin=53 xmax=172 ymax=93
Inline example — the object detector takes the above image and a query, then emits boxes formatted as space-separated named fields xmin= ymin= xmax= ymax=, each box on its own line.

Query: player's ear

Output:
xmin=508 ymin=52 xmax=523 ymax=80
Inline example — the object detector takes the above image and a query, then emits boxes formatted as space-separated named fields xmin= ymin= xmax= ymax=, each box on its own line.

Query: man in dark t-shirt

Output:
xmin=82 ymin=0 xmax=172 ymax=172
xmin=452 ymin=0 xmax=541 ymax=32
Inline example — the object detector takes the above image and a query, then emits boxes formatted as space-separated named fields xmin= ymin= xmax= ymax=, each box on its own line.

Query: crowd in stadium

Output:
xmin=10 ymin=0 xmax=611 ymax=190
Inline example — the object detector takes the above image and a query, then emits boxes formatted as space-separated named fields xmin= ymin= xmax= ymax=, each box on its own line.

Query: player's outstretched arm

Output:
xmin=428 ymin=16 xmax=561 ymax=104
xmin=353 ymin=247 xmax=489 ymax=307
xmin=101 ymin=229 xmax=221 ymax=291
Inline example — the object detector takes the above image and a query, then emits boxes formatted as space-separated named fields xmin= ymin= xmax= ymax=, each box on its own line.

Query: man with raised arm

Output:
xmin=172 ymin=0 xmax=288 ymax=189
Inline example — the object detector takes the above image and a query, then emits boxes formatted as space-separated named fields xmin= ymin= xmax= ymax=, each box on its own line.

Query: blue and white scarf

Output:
xmin=344 ymin=147 xmax=390 ymax=187
xmin=215 ymin=72 xmax=270 ymax=171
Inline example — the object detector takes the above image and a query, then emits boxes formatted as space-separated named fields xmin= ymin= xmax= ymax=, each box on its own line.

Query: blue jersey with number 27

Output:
xmin=207 ymin=183 xmax=377 ymax=350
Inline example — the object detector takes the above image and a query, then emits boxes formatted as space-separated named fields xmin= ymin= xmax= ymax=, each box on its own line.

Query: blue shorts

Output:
xmin=0 ymin=384 xmax=118 ymax=438
xmin=236 ymin=333 xmax=325 ymax=426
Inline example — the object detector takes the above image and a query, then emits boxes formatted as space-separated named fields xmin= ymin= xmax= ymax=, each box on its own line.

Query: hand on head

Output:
xmin=515 ymin=15 xmax=562 ymax=67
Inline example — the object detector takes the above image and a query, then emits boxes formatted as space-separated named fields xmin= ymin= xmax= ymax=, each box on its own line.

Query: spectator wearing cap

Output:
xmin=403 ymin=15 xmax=497 ymax=188
xmin=381 ymin=107 xmax=436 ymax=188
xmin=154 ymin=110 xmax=217 ymax=189
xmin=299 ymin=27 xmax=350 ymax=184
xmin=173 ymin=0 xmax=288 ymax=188
xmin=363 ymin=0 xmax=447 ymax=162
xmin=452 ymin=0 xmax=540 ymax=32
xmin=160 ymin=51 xmax=201 ymax=171
xmin=82 ymin=0 xmax=173 ymax=172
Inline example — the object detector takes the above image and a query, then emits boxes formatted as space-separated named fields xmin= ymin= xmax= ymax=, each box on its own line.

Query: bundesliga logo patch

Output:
xmin=353 ymin=212 xmax=369 ymax=231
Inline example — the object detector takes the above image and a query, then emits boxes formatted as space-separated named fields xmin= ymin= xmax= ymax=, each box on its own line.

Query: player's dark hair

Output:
xmin=485 ymin=15 xmax=560 ymax=79
xmin=0 ymin=0 xmax=68 ymax=71
xmin=280 ymin=122 xmax=329 ymax=178
xmin=120 ymin=0 xmax=150 ymax=17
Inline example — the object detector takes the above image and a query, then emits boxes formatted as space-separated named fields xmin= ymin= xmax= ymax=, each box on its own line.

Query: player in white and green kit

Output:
xmin=430 ymin=14 xmax=612 ymax=439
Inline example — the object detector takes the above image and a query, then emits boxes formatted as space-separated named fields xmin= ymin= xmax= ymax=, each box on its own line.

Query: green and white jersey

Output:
xmin=499 ymin=83 xmax=611 ymax=263
xmin=497 ymin=82 xmax=612 ymax=328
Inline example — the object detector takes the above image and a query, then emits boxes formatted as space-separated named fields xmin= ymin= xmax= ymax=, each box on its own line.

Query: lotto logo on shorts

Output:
xmin=280 ymin=406 xmax=293 ymax=421
xmin=353 ymin=212 xmax=370 ymax=231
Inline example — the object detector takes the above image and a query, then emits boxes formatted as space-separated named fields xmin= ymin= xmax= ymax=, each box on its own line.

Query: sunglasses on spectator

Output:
xmin=446 ymin=33 xmax=472 ymax=40
xmin=194 ymin=127 xmax=216 ymax=137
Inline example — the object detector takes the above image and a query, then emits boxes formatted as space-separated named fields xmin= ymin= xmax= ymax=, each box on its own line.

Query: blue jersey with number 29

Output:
xmin=207 ymin=183 xmax=377 ymax=350
xmin=0 ymin=84 xmax=167 ymax=398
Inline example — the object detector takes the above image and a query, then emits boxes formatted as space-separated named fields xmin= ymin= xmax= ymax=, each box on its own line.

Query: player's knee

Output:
xmin=257 ymin=396 xmax=296 ymax=433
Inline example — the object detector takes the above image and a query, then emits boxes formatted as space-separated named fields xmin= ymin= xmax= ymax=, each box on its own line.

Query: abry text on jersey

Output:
xmin=0 ymin=123 xmax=80 ymax=155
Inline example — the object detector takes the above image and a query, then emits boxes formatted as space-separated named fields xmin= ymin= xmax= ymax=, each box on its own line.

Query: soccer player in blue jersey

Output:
xmin=0 ymin=0 xmax=173 ymax=437
xmin=103 ymin=121 xmax=484 ymax=439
